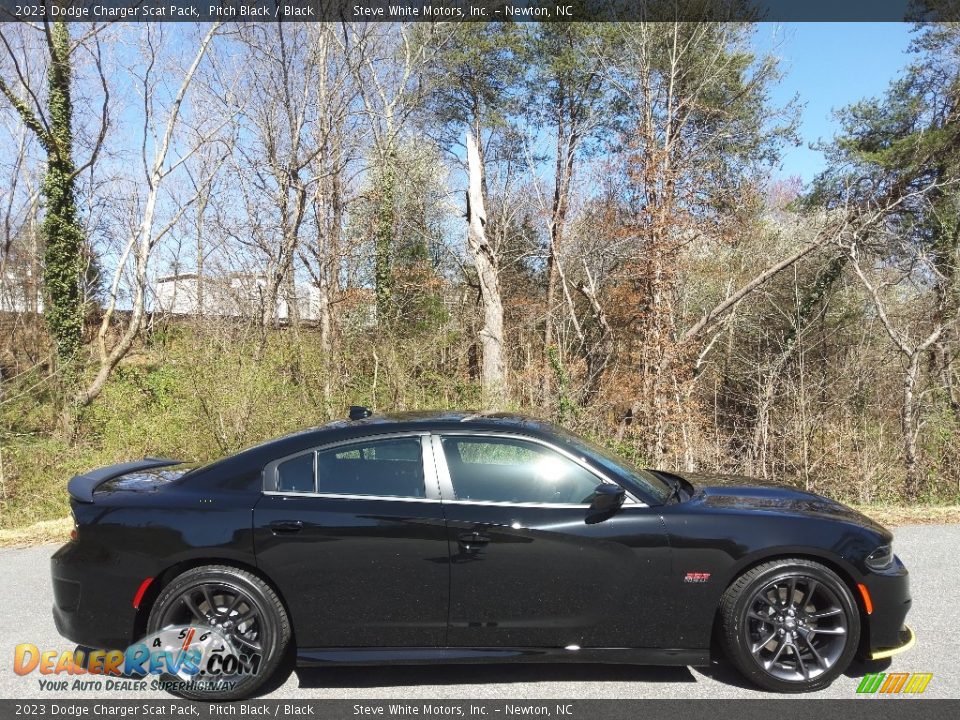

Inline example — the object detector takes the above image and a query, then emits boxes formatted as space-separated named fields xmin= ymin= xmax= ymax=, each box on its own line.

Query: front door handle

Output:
xmin=269 ymin=520 xmax=303 ymax=534
xmin=458 ymin=531 xmax=490 ymax=552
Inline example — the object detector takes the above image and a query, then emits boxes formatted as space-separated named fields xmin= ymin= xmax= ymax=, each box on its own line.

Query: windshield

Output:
xmin=551 ymin=427 xmax=673 ymax=503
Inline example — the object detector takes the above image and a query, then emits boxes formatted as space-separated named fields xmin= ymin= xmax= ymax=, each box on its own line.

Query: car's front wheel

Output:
xmin=146 ymin=565 xmax=290 ymax=700
xmin=720 ymin=558 xmax=861 ymax=692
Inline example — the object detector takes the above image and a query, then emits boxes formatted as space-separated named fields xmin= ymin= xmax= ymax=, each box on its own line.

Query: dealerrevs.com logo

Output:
xmin=856 ymin=672 xmax=933 ymax=695
xmin=13 ymin=625 xmax=261 ymax=694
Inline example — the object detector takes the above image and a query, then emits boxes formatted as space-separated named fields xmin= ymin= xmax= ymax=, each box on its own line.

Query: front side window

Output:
xmin=550 ymin=428 xmax=672 ymax=503
xmin=441 ymin=436 xmax=601 ymax=505
xmin=315 ymin=437 xmax=425 ymax=498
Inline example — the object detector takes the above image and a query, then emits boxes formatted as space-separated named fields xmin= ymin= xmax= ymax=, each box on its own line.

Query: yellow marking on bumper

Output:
xmin=870 ymin=625 xmax=915 ymax=660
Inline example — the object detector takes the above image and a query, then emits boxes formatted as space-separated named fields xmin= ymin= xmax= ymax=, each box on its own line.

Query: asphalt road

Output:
xmin=2 ymin=524 xmax=957 ymax=700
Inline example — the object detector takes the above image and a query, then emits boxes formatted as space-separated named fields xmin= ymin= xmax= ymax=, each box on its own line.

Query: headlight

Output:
xmin=866 ymin=544 xmax=894 ymax=571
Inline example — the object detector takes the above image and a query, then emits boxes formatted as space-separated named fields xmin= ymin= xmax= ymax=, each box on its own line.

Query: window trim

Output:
xmin=262 ymin=431 xmax=440 ymax=502
xmin=269 ymin=448 xmax=317 ymax=494
xmin=431 ymin=431 xmax=645 ymax=508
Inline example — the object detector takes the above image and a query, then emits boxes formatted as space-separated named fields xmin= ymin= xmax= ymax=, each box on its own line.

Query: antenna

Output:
xmin=349 ymin=406 xmax=372 ymax=421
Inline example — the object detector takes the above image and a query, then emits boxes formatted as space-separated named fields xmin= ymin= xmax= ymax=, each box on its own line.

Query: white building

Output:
xmin=0 ymin=268 xmax=43 ymax=314
xmin=153 ymin=273 xmax=321 ymax=322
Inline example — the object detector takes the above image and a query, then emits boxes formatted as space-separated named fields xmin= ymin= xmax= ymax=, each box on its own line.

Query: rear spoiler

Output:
xmin=67 ymin=458 xmax=182 ymax=503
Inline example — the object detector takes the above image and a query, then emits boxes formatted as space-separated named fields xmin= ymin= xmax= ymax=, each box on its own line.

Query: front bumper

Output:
xmin=870 ymin=625 xmax=915 ymax=660
xmin=862 ymin=554 xmax=912 ymax=654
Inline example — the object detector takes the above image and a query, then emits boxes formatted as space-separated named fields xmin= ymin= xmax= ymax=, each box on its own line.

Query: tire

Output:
xmin=720 ymin=558 xmax=860 ymax=693
xmin=146 ymin=565 xmax=290 ymax=701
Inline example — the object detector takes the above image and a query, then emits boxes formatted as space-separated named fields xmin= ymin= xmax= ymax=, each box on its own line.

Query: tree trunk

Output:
xmin=262 ymin=266 xmax=282 ymax=330
xmin=465 ymin=126 xmax=506 ymax=408
xmin=748 ymin=255 xmax=847 ymax=477
xmin=902 ymin=352 xmax=921 ymax=498
xmin=542 ymin=126 xmax=578 ymax=408
xmin=749 ymin=356 xmax=788 ymax=478
xmin=42 ymin=22 xmax=85 ymax=379
xmin=0 ymin=21 xmax=85 ymax=380
xmin=323 ymin=159 xmax=343 ymax=408
xmin=575 ymin=272 xmax=613 ymax=403
xmin=283 ymin=270 xmax=301 ymax=333
xmin=374 ymin=149 xmax=396 ymax=327
xmin=849 ymin=240 xmax=950 ymax=500
xmin=195 ymin=192 xmax=208 ymax=320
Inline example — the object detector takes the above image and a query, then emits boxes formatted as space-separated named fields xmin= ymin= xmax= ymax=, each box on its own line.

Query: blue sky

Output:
xmin=754 ymin=22 xmax=918 ymax=183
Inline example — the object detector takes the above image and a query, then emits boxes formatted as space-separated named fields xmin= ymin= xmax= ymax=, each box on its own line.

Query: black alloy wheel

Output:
xmin=720 ymin=558 xmax=860 ymax=692
xmin=146 ymin=565 xmax=290 ymax=700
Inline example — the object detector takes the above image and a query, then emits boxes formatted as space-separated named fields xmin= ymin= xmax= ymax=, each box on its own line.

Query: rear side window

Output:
xmin=315 ymin=437 xmax=425 ymax=498
xmin=276 ymin=453 xmax=315 ymax=493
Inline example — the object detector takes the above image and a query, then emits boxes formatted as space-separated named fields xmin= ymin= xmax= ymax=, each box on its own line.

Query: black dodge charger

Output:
xmin=51 ymin=410 xmax=913 ymax=699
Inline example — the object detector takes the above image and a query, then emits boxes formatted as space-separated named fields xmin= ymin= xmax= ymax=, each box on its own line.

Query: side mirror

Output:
xmin=586 ymin=483 xmax=625 ymax=524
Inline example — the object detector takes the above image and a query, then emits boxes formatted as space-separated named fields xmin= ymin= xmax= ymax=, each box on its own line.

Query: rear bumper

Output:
xmin=50 ymin=541 xmax=141 ymax=650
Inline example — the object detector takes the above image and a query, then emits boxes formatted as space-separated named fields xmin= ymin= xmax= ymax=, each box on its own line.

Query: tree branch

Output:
xmin=682 ymin=231 xmax=829 ymax=343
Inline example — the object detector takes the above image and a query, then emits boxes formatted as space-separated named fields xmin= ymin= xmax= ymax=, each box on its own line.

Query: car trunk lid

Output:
xmin=67 ymin=458 xmax=184 ymax=503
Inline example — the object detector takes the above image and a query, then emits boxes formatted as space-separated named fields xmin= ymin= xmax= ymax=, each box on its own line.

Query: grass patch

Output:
xmin=853 ymin=504 xmax=960 ymax=527
xmin=0 ymin=516 xmax=71 ymax=549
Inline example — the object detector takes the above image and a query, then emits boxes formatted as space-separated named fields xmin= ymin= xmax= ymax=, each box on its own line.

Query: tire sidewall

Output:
xmin=725 ymin=560 xmax=861 ymax=693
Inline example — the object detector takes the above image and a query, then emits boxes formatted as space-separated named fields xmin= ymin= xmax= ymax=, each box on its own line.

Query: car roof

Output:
xmin=189 ymin=411 xmax=568 ymax=486
xmin=314 ymin=410 xmax=562 ymax=438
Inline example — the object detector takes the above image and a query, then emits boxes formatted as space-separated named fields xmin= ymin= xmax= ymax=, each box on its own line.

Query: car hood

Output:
xmin=682 ymin=472 xmax=890 ymax=537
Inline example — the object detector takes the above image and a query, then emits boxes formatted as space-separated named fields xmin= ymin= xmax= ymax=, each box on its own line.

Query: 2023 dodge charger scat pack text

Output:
xmin=51 ymin=410 xmax=913 ymax=699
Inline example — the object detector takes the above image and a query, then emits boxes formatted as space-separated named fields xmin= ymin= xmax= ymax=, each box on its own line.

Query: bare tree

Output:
xmin=77 ymin=23 xmax=222 ymax=408
xmin=228 ymin=23 xmax=330 ymax=332
xmin=466 ymin=127 xmax=506 ymax=407
xmin=300 ymin=22 xmax=363 ymax=407
xmin=342 ymin=23 xmax=446 ymax=326
xmin=529 ymin=24 xmax=608 ymax=406
xmin=846 ymin=215 xmax=960 ymax=497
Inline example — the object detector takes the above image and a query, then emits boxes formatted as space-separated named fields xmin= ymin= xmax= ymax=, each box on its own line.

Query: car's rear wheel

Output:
xmin=720 ymin=558 xmax=860 ymax=692
xmin=146 ymin=565 xmax=290 ymax=700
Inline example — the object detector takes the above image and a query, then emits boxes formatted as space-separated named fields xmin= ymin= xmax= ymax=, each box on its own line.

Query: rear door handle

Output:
xmin=269 ymin=520 xmax=303 ymax=534
xmin=458 ymin=531 xmax=490 ymax=551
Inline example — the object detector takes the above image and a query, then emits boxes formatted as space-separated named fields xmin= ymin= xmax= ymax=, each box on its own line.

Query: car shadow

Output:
xmin=694 ymin=654 xmax=895 ymax=692
xmin=75 ymin=641 xmax=890 ymax=698
xmin=845 ymin=657 xmax=892 ymax=679
xmin=267 ymin=662 xmax=698 ymax=693
xmin=252 ymin=655 xmax=900 ymax=698
xmin=695 ymin=657 xmax=760 ymax=691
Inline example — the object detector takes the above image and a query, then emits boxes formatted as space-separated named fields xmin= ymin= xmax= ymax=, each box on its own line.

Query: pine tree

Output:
xmin=815 ymin=24 xmax=960 ymax=495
